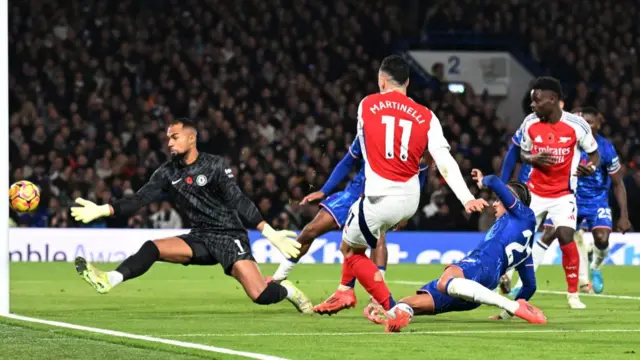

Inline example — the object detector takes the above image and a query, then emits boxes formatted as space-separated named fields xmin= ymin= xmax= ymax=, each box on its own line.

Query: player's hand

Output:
xmin=471 ymin=169 xmax=484 ymax=188
xmin=616 ymin=217 xmax=632 ymax=234
xmin=300 ymin=191 xmax=326 ymax=205
xmin=70 ymin=198 xmax=112 ymax=224
xmin=530 ymin=152 xmax=555 ymax=168
xmin=261 ymin=224 xmax=301 ymax=259
xmin=464 ymin=199 xmax=488 ymax=214
xmin=574 ymin=162 xmax=596 ymax=177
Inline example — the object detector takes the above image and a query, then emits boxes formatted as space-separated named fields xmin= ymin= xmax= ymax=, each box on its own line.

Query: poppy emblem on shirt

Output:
xmin=186 ymin=176 xmax=193 ymax=185
xmin=547 ymin=133 xmax=555 ymax=143
xmin=196 ymin=175 xmax=208 ymax=186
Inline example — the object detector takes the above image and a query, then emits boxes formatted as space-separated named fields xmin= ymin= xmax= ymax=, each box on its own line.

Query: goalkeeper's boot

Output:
xmin=75 ymin=257 xmax=112 ymax=294
xmin=514 ymin=299 xmax=547 ymax=324
xmin=590 ymin=269 xmax=604 ymax=294
xmin=363 ymin=303 xmax=388 ymax=325
xmin=385 ymin=307 xmax=412 ymax=333
xmin=281 ymin=280 xmax=313 ymax=314
xmin=313 ymin=288 xmax=357 ymax=315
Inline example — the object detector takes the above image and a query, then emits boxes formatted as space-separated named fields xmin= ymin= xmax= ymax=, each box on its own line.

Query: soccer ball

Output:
xmin=9 ymin=180 xmax=41 ymax=213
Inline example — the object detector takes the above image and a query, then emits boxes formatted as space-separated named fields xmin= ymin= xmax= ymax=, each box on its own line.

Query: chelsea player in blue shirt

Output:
xmin=270 ymin=139 xmax=428 ymax=285
xmin=365 ymin=170 xmax=546 ymax=332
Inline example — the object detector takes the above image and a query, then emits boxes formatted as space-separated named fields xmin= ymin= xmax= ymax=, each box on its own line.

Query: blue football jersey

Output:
xmin=476 ymin=189 xmax=537 ymax=273
xmin=344 ymin=140 xmax=366 ymax=196
xmin=511 ymin=128 xmax=533 ymax=183
xmin=576 ymin=135 xmax=620 ymax=204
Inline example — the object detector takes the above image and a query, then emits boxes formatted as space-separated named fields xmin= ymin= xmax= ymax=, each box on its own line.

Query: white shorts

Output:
xmin=342 ymin=194 xmax=419 ymax=248
xmin=530 ymin=193 xmax=577 ymax=230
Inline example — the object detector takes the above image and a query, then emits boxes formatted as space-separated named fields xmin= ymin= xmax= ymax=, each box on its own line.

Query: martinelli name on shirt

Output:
xmin=369 ymin=100 xmax=426 ymax=124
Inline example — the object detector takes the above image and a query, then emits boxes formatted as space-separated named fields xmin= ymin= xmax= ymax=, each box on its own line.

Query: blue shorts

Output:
xmin=578 ymin=202 xmax=613 ymax=231
xmin=543 ymin=218 xmax=553 ymax=228
xmin=319 ymin=191 xmax=361 ymax=228
xmin=418 ymin=247 xmax=504 ymax=314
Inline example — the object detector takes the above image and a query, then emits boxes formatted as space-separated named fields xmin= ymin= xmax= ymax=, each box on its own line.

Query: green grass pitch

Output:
xmin=2 ymin=263 xmax=640 ymax=359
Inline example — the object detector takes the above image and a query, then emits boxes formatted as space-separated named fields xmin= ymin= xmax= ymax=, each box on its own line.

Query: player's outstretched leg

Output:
xmin=75 ymin=238 xmax=177 ymax=294
xmin=366 ymin=232 xmax=388 ymax=306
xmin=590 ymin=228 xmax=611 ymax=294
xmin=509 ymin=225 xmax=553 ymax=297
xmin=232 ymin=260 xmax=313 ymax=313
xmin=440 ymin=266 xmax=546 ymax=325
xmin=271 ymin=210 xmax=338 ymax=282
xmin=314 ymin=240 xmax=394 ymax=315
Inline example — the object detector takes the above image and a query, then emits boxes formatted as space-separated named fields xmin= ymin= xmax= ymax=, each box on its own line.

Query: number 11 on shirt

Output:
xmin=381 ymin=115 xmax=412 ymax=161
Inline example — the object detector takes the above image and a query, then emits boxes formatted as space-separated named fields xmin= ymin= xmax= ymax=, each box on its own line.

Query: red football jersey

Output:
xmin=357 ymin=91 xmax=449 ymax=196
xmin=518 ymin=111 xmax=598 ymax=198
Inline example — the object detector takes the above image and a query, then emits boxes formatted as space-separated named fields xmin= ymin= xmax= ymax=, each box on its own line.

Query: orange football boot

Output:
xmin=313 ymin=288 xmax=357 ymax=315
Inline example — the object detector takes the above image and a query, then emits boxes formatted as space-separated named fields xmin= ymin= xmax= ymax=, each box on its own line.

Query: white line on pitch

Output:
xmin=157 ymin=329 xmax=640 ymax=338
xmin=315 ymin=280 xmax=640 ymax=301
xmin=2 ymin=314 xmax=288 ymax=360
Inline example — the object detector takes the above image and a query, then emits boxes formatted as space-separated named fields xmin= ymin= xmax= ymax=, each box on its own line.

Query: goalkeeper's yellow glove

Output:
xmin=70 ymin=198 xmax=112 ymax=224
xmin=261 ymin=224 xmax=301 ymax=259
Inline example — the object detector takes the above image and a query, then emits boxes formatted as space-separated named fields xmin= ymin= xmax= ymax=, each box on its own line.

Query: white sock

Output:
xmin=591 ymin=244 xmax=609 ymax=270
xmin=447 ymin=278 xmax=519 ymax=314
xmin=387 ymin=302 xmax=414 ymax=319
xmin=280 ymin=282 xmax=295 ymax=299
xmin=379 ymin=269 xmax=386 ymax=280
xmin=574 ymin=230 xmax=590 ymax=285
xmin=514 ymin=239 xmax=548 ymax=289
xmin=107 ymin=271 xmax=123 ymax=287
xmin=273 ymin=259 xmax=297 ymax=281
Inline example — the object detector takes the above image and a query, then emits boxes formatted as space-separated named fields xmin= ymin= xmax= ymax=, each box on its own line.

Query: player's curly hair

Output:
xmin=532 ymin=76 xmax=563 ymax=100
xmin=507 ymin=181 xmax=531 ymax=207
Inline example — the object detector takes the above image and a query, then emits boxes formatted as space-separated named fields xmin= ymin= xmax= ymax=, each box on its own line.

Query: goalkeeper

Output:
xmin=70 ymin=118 xmax=312 ymax=313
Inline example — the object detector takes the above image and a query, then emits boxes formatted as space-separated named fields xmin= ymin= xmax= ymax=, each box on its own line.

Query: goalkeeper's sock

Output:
xmin=273 ymin=259 xmax=297 ymax=281
xmin=591 ymin=242 xmax=610 ymax=270
xmin=560 ymin=241 xmax=580 ymax=293
xmin=255 ymin=282 xmax=288 ymax=304
xmin=115 ymin=240 xmax=159 ymax=281
xmin=446 ymin=277 xmax=519 ymax=314
xmin=575 ymin=230 xmax=590 ymax=285
xmin=346 ymin=254 xmax=395 ymax=310
xmin=107 ymin=271 xmax=124 ymax=287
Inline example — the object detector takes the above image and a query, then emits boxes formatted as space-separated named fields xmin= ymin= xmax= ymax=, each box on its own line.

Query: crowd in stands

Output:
xmin=8 ymin=0 xmax=640 ymax=231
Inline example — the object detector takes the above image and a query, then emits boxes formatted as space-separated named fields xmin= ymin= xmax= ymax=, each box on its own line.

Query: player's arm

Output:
xmin=214 ymin=159 xmax=301 ymax=258
xmin=426 ymin=112 xmax=485 ymax=212
xmin=71 ymin=167 xmax=167 ymax=223
xmin=607 ymin=149 xmax=631 ymax=232
xmin=575 ymin=118 xmax=601 ymax=176
xmin=500 ymin=142 xmax=520 ymax=183
xmin=514 ymin=254 xmax=537 ymax=301
xmin=321 ymin=140 xmax=361 ymax=194
xmin=493 ymin=256 xmax=536 ymax=320
xmin=479 ymin=174 xmax=518 ymax=210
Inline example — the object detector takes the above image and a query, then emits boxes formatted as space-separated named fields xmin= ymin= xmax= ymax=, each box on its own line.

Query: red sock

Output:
xmin=346 ymin=254 xmax=394 ymax=310
xmin=340 ymin=258 xmax=356 ymax=287
xmin=560 ymin=241 xmax=579 ymax=293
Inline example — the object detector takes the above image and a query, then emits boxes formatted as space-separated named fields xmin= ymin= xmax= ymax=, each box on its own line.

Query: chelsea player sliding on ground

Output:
xmin=365 ymin=170 xmax=547 ymax=332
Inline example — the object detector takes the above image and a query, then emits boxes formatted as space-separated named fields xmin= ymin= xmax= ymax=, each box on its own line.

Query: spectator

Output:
xmin=149 ymin=201 xmax=183 ymax=229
